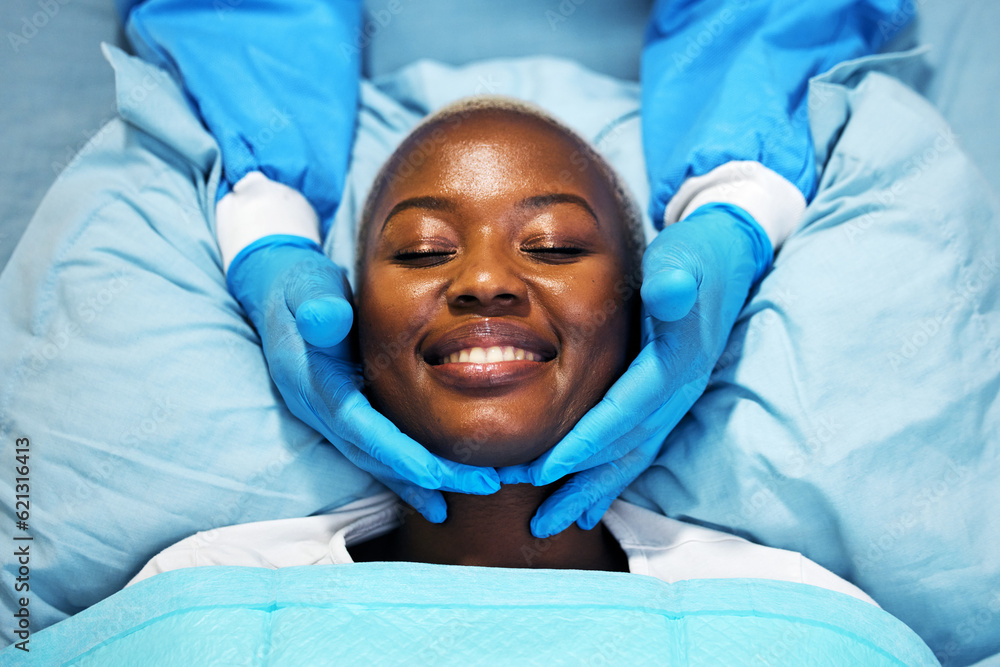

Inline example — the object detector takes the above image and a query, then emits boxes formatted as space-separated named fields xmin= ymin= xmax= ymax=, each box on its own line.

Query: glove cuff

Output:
xmin=665 ymin=161 xmax=805 ymax=252
xmin=216 ymin=171 xmax=322 ymax=272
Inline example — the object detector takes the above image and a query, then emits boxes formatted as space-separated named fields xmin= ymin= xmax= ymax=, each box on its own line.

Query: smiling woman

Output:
xmin=351 ymin=97 xmax=645 ymax=571
xmin=355 ymin=97 xmax=644 ymax=470
xmin=129 ymin=98 xmax=878 ymax=603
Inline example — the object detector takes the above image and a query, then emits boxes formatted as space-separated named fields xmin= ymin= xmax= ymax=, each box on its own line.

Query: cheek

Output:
xmin=546 ymin=263 xmax=633 ymax=359
xmin=357 ymin=269 xmax=436 ymax=386
xmin=532 ymin=263 xmax=633 ymax=436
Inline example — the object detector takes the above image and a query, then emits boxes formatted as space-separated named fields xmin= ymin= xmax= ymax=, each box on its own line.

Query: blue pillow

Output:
xmin=0 ymin=46 xmax=384 ymax=640
xmin=624 ymin=51 xmax=1000 ymax=666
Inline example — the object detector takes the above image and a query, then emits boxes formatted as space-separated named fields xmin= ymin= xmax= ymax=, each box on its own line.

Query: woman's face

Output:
xmin=357 ymin=109 xmax=636 ymax=468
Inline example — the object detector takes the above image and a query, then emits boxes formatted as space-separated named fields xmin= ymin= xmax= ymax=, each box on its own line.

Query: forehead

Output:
xmin=379 ymin=109 xmax=616 ymax=205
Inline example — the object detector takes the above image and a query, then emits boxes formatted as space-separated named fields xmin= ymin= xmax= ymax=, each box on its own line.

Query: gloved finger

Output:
xmin=567 ymin=377 xmax=706 ymax=474
xmin=576 ymin=495 xmax=618 ymax=533
xmin=380 ymin=477 xmax=448 ymax=524
xmin=327 ymin=437 xmax=432 ymax=492
xmin=284 ymin=259 xmax=355 ymax=348
xmin=529 ymin=460 xmax=623 ymax=538
xmin=319 ymin=427 xmax=474 ymax=525
xmin=530 ymin=437 xmax=662 ymax=538
xmin=575 ymin=438 xmax=663 ymax=530
xmin=527 ymin=346 xmax=673 ymax=485
xmin=335 ymin=391 xmax=501 ymax=495
xmin=496 ymin=464 xmax=533 ymax=485
xmin=641 ymin=267 xmax=698 ymax=322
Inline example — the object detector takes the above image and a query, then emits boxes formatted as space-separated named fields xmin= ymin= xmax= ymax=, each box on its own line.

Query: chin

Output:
xmin=437 ymin=443 xmax=544 ymax=468
xmin=366 ymin=386 xmax=567 ymax=468
xmin=418 ymin=423 xmax=561 ymax=468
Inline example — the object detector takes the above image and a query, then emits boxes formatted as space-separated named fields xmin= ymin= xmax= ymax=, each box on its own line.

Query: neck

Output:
xmin=383 ymin=482 xmax=628 ymax=572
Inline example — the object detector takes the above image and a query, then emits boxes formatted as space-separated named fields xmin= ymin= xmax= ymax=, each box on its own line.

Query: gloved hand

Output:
xmin=499 ymin=203 xmax=773 ymax=537
xmin=226 ymin=236 xmax=501 ymax=521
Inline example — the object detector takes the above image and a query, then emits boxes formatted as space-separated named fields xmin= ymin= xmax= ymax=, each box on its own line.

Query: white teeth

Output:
xmin=439 ymin=346 xmax=545 ymax=364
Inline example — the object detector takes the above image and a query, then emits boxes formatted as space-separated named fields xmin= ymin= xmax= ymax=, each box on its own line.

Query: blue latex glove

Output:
xmin=500 ymin=203 xmax=773 ymax=537
xmin=227 ymin=235 xmax=501 ymax=520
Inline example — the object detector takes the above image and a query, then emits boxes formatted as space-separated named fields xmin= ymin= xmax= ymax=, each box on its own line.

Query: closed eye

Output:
xmin=393 ymin=249 xmax=456 ymax=266
xmin=523 ymin=246 xmax=588 ymax=261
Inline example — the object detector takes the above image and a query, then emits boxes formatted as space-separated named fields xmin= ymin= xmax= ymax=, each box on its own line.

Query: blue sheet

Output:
xmin=0 ymin=564 xmax=937 ymax=664
xmin=0 ymin=37 xmax=998 ymax=667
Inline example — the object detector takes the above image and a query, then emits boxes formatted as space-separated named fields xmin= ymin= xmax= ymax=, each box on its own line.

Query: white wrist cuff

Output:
xmin=663 ymin=161 xmax=806 ymax=251
xmin=215 ymin=171 xmax=322 ymax=272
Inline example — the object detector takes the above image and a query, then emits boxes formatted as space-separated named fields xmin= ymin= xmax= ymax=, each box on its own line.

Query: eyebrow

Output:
xmin=380 ymin=192 xmax=600 ymax=232
xmin=519 ymin=193 xmax=600 ymax=228
xmin=381 ymin=196 xmax=457 ymax=232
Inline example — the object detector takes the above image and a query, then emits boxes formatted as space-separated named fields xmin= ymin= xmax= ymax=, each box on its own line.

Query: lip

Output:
xmin=422 ymin=319 xmax=557 ymax=366
xmin=428 ymin=359 xmax=551 ymax=390
xmin=421 ymin=319 xmax=557 ymax=390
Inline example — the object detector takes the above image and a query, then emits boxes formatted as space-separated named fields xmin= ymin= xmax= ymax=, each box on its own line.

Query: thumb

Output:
xmin=285 ymin=259 xmax=355 ymax=348
xmin=640 ymin=268 xmax=697 ymax=322
xmin=640 ymin=220 xmax=706 ymax=323
xmin=296 ymin=297 xmax=353 ymax=348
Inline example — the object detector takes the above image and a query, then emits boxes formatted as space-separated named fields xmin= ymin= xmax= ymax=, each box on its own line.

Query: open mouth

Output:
xmin=422 ymin=318 xmax=558 ymax=390
xmin=421 ymin=319 xmax=558 ymax=376
xmin=430 ymin=346 xmax=549 ymax=365
xmin=423 ymin=345 xmax=555 ymax=390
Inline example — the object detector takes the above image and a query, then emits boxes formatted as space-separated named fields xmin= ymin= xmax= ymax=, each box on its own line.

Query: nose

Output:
xmin=445 ymin=248 xmax=528 ymax=312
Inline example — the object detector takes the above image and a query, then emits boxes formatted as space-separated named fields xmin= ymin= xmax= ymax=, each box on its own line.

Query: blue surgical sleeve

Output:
xmin=642 ymin=0 xmax=911 ymax=226
xmin=117 ymin=0 xmax=363 ymax=233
